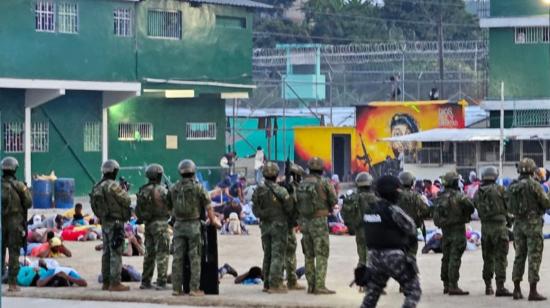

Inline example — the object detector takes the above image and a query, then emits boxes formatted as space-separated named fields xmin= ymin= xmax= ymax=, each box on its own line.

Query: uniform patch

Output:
xmin=364 ymin=214 xmax=382 ymax=223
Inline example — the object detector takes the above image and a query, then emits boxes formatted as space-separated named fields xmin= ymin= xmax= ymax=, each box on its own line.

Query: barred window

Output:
xmin=515 ymin=27 xmax=550 ymax=44
xmin=186 ymin=122 xmax=217 ymax=140
xmin=58 ymin=2 xmax=78 ymax=34
xmin=35 ymin=1 xmax=55 ymax=32
xmin=147 ymin=10 xmax=181 ymax=39
xmin=31 ymin=122 xmax=49 ymax=153
xmin=118 ymin=123 xmax=153 ymax=141
xmin=456 ymin=142 xmax=476 ymax=167
xmin=480 ymin=141 xmax=499 ymax=162
xmin=114 ymin=8 xmax=132 ymax=37
xmin=417 ymin=142 xmax=441 ymax=164
xmin=84 ymin=122 xmax=101 ymax=152
xmin=3 ymin=122 xmax=24 ymax=153
xmin=522 ymin=140 xmax=543 ymax=168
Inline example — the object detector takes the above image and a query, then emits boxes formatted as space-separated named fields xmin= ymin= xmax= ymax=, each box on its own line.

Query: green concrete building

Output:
xmin=0 ymin=0 xmax=269 ymax=195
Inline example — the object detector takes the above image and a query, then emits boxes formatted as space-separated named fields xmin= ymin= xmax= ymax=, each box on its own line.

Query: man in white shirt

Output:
xmin=254 ymin=146 xmax=265 ymax=184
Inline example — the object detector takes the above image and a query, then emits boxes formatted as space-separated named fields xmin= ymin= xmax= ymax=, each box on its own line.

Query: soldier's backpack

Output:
xmin=507 ymin=179 xmax=532 ymax=218
xmin=90 ymin=180 xmax=107 ymax=219
xmin=2 ymin=179 xmax=21 ymax=216
xmin=172 ymin=181 xmax=201 ymax=220
xmin=251 ymin=185 xmax=271 ymax=221
xmin=296 ymin=177 xmax=324 ymax=218
xmin=475 ymin=185 xmax=505 ymax=221
xmin=341 ymin=193 xmax=359 ymax=231
xmin=136 ymin=184 xmax=154 ymax=222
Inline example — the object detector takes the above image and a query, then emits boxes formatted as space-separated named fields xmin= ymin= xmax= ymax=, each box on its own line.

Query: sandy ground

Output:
xmin=3 ymin=200 xmax=550 ymax=307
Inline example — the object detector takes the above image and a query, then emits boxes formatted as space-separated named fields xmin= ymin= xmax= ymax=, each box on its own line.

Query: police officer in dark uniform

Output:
xmin=359 ymin=175 xmax=421 ymax=308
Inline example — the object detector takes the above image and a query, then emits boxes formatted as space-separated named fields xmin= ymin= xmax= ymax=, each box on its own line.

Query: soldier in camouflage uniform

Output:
xmin=91 ymin=159 xmax=132 ymax=292
xmin=360 ymin=175 xmax=421 ymax=308
xmin=341 ymin=172 xmax=378 ymax=266
xmin=472 ymin=166 xmax=513 ymax=297
xmin=136 ymin=163 xmax=171 ymax=290
xmin=398 ymin=171 xmax=430 ymax=256
xmin=168 ymin=159 xmax=221 ymax=297
xmin=433 ymin=171 xmax=475 ymax=296
xmin=296 ymin=157 xmax=338 ymax=295
xmin=252 ymin=161 xmax=294 ymax=293
xmin=506 ymin=158 xmax=550 ymax=301
xmin=284 ymin=164 xmax=305 ymax=290
xmin=1 ymin=157 xmax=32 ymax=292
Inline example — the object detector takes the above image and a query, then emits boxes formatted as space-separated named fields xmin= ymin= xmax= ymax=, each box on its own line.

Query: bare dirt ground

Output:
xmin=3 ymin=200 xmax=550 ymax=307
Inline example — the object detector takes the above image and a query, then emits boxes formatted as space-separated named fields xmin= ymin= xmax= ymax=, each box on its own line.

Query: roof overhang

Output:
xmin=480 ymin=16 xmax=550 ymax=28
xmin=481 ymin=99 xmax=550 ymax=111
xmin=383 ymin=128 xmax=550 ymax=142
xmin=0 ymin=78 xmax=141 ymax=93
xmin=188 ymin=0 xmax=272 ymax=9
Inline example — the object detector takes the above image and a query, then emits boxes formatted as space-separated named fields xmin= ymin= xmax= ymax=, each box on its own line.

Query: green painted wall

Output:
xmin=491 ymin=0 xmax=547 ymax=17
xmin=108 ymin=94 xmax=226 ymax=193
xmin=488 ymin=28 xmax=550 ymax=99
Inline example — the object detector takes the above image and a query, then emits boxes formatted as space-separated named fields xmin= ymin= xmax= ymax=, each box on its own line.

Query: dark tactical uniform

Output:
xmin=397 ymin=189 xmax=429 ymax=256
xmin=91 ymin=160 xmax=132 ymax=291
xmin=1 ymin=158 xmax=32 ymax=289
xmin=296 ymin=157 xmax=337 ymax=294
xmin=136 ymin=164 xmax=171 ymax=289
xmin=361 ymin=176 xmax=421 ymax=308
xmin=433 ymin=172 xmax=474 ymax=295
xmin=472 ymin=166 xmax=512 ymax=296
xmin=252 ymin=162 xmax=293 ymax=292
xmin=506 ymin=158 xmax=550 ymax=301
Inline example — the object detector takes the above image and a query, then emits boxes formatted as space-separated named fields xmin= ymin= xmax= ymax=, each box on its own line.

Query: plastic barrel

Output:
xmin=32 ymin=179 xmax=53 ymax=209
xmin=54 ymin=178 xmax=75 ymax=209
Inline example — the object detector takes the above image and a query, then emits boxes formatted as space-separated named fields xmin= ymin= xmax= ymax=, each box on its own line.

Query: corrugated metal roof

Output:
xmin=383 ymin=128 xmax=550 ymax=142
xmin=189 ymin=0 xmax=272 ymax=9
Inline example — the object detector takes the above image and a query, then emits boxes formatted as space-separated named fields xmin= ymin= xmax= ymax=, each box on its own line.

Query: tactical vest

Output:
xmin=508 ymin=178 xmax=544 ymax=219
xmin=398 ymin=190 xmax=423 ymax=227
xmin=136 ymin=183 xmax=170 ymax=222
xmin=90 ymin=179 xmax=130 ymax=222
xmin=474 ymin=184 xmax=507 ymax=223
xmin=433 ymin=190 xmax=469 ymax=228
xmin=296 ymin=175 xmax=326 ymax=219
xmin=2 ymin=178 xmax=22 ymax=217
xmin=171 ymin=180 xmax=203 ymax=221
xmin=252 ymin=182 xmax=287 ymax=222
xmin=363 ymin=201 xmax=409 ymax=250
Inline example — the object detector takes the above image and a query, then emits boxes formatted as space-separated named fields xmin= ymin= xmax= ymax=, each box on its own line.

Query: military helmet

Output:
xmin=307 ymin=157 xmax=324 ymax=172
xmin=145 ymin=163 xmax=164 ymax=180
xmin=297 ymin=165 xmax=305 ymax=175
xmin=178 ymin=159 xmax=196 ymax=175
xmin=355 ymin=172 xmax=373 ymax=187
xmin=101 ymin=159 xmax=120 ymax=174
xmin=1 ymin=156 xmax=19 ymax=171
xmin=262 ymin=161 xmax=280 ymax=178
xmin=289 ymin=163 xmax=303 ymax=176
xmin=517 ymin=158 xmax=536 ymax=175
xmin=442 ymin=171 xmax=459 ymax=187
xmin=481 ymin=166 xmax=498 ymax=181
xmin=398 ymin=171 xmax=415 ymax=187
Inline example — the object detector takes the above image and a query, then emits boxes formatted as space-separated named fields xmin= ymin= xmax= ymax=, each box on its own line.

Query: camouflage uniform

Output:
xmin=342 ymin=188 xmax=378 ymax=266
xmin=397 ymin=189 xmax=430 ymax=256
xmin=433 ymin=181 xmax=475 ymax=294
xmin=284 ymin=179 xmax=301 ymax=288
xmin=94 ymin=179 xmax=132 ymax=287
xmin=252 ymin=179 xmax=293 ymax=291
xmin=1 ymin=174 xmax=32 ymax=287
xmin=168 ymin=177 xmax=211 ymax=293
xmin=136 ymin=183 xmax=171 ymax=288
xmin=296 ymin=164 xmax=337 ymax=294
xmin=473 ymin=181 xmax=511 ymax=294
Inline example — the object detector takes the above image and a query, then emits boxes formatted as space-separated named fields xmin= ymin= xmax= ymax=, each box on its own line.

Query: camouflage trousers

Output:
xmin=480 ymin=222 xmax=509 ymax=283
xmin=172 ymin=220 xmax=202 ymax=293
xmin=261 ymin=221 xmax=288 ymax=289
xmin=440 ymin=225 xmax=466 ymax=288
xmin=1 ymin=216 xmax=24 ymax=285
xmin=355 ymin=226 xmax=367 ymax=266
xmin=102 ymin=221 xmax=125 ymax=286
xmin=512 ymin=219 xmax=544 ymax=283
xmin=361 ymin=249 xmax=421 ymax=308
xmin=285 ymin=227 xmax=298 ymax=286
xmin=301 ymin=217 xmax=330 ymax=290
xmin=142 ymin=220 xmax=170 ymax=286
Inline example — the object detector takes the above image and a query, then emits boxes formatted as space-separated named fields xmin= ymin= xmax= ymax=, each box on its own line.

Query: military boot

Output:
xmin=7 ymin=284 xmax=20 ymax=292
xmin=267 ymin=286 xmax=288 ymax=294
xmin=528 ymin=283 xmax=547 ymax=301
xmin=513 ymin=281 xmax=523 ymax=300
xmin=109 ymin=283 xmax=130 ymax=292
xmin=307 ymin=285 xmax=315 ymax=294
xmin=485 ymin=280 xmax=494 ymax=295
xmin=495 ymin=281 xmax=512 ymax=297
xmin=314 ymin=287 xmax=336 ymax=295
xmin=139 ymin=282 xmax=153 ymax=290
xmin=443 ymin=283 xmax=449 ymax=294
xmin=287 ymin=281 xmax=306 ymax=290
xmin=448 ymin=283 xmax=469 ymax=296
xmin=189 ymin=290 xmax=205 ymax=297
xmin=102 ymin=283 xmax=110 ymax=291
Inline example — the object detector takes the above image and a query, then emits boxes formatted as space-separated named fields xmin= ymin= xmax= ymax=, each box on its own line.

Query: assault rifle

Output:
xmin=356 ymin=134 xmax=378 ymax=178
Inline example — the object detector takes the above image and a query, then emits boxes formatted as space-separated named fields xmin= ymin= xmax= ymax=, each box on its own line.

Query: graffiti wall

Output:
xmin=355 ymin=100 xmax=465 ymax=176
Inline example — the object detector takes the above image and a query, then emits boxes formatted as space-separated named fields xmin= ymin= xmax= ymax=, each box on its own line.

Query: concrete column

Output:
xmin=102 ymin=107 xmax=108 ymax=163
xmin=24 ymin=107 xmax=31 ymax=185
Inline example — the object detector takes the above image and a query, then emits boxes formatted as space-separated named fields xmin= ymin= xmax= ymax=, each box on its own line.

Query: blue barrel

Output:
xmin=54 ymin=178 xmax=75 ymax=209
xmin=32 ymin=179 xmax=53 ymax=209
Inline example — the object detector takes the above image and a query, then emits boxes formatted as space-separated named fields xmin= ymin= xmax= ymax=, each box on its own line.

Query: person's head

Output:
xmin=47 ymin=231 xmax=55 ymax=241
xmin=49 ymin=237 xmax=62 ymax=253
xmin=355 ymin=172 xmax=373 ymax=190
xmin=74 ymin=203 xmax=83 ymax=214
xmin=257 ymin=146 xmax=262 ymax=151
xmin=535 ymin=168 xmax=546 ymax=183
xmin=145 ymin=163 xmax=164 ymax=183
xmin=54 ymin=215 xmax=64 ymax=229
xmin=101 ymin=159 xmax=120 ymax=180
xmin=178 ymin=159 xmax=196 ymax=179
xmin=376 ymin=175 xmax=402 ymax=204
xmin=390 ymin=114 xmax=419 ymax=157
xmin=423 ymin=179 xmax=432 ymax=188
xmin=434 ymin=179 xmax=441 ymax=189
xmin=481 ymin=166 xmax=498 ymax=184
xmin=262 ymin=161 xmax=279 ymax=182
xmin=517 ymin=158 xmax=536 ymax=177
xmin=443 ymin=171 xmax=460 ymax=189
xmin=398 ymin=171 xmax=415 ymax=189
xmin=1 ymin=156 xmax=19 ymax=177
xmin=307 ymin=157 xmax=324 ymax=175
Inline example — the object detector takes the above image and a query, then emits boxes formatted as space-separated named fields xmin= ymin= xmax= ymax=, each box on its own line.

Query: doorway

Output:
xmin=332 ymin=134 xmax=351 ymax=181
